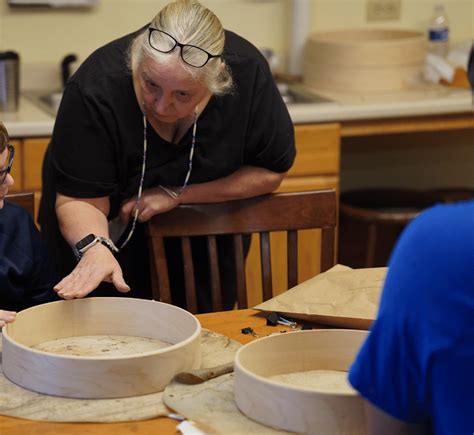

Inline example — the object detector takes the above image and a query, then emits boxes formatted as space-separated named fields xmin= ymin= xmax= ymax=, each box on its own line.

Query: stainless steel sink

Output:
xmin=24 ymin=90 xmax=62 ymax=117
xmin=277 ymin=83 xmax=334 ymax=105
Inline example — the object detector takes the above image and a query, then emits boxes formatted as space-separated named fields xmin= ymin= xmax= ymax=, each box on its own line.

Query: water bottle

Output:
xmin=428 ymin=4 xmax=449 ymax=57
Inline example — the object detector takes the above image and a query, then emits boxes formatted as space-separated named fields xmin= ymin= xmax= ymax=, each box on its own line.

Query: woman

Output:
xmin=39 ymin=0 xmax=295 ymax=311
xmin=0 ymin=123 xmax=58 ymax=321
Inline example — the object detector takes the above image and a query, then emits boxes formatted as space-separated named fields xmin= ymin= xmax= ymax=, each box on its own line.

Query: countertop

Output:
xmin=1 ymin=96 xmax=56 ymax=138
xmin=1 ymin=86 xmax=472 ymax=138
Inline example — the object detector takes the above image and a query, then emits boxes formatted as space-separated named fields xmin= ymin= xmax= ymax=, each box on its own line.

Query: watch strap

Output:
xmin=74 ymin=235 xmax=119 ymax=260
xmin=97 ymin=236 xmax=119 ymax=255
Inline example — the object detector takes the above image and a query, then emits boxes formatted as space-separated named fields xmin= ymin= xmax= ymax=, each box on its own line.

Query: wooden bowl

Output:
xmin=234 ymin=329 xmax=368 ymax=434
xmin=2 ymin=298 xmax=201 ymax=399
xmin=303 ymin=29 xmax=426 ymax=92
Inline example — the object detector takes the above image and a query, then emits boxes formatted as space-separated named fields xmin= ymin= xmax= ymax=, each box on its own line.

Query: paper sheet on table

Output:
xmin=254 ymin=265 xmax=387 ymax=330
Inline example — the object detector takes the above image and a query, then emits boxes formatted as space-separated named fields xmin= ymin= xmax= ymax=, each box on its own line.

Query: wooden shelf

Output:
xmin=341 ymin=112 xmax=474 ymax=137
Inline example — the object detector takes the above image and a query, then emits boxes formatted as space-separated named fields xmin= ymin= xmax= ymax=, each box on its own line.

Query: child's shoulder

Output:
xmin=1 ymin=201 xmax=35 ymax=226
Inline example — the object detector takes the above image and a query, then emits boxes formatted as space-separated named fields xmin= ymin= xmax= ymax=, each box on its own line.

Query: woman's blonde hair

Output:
xmin=130 ymin=0 xmax=233 ymax=96
xmin=0 ymin=123 xmax=9 ymax=153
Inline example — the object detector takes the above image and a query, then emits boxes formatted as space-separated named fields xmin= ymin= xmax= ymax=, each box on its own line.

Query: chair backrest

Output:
xmin=146 ymin=189 xmax=337 ymax=313
xmin=5 ymin=192 xmax=35 ymax=218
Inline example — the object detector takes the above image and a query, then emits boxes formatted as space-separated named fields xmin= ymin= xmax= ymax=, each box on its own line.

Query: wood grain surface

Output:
xmin=2 ymin=298 xmax=201 ymax=399
xmin=0 ymin=309 xmax=290 ymax=435
xmin=234 ymin=329 xmax=368 ymax=433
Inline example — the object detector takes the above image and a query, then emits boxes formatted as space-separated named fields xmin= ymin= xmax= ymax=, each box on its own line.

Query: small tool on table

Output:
xmin=265 ymin=312 xmax=298 ymax=328
xmin=241 ymin=326 xmax=259 ymax=337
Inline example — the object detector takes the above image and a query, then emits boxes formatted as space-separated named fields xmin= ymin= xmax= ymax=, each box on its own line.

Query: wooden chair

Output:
xmin=5 ymin=192 xmax=35 ymax=218
xmin=146 ymin=189 xmax=337 ymax=313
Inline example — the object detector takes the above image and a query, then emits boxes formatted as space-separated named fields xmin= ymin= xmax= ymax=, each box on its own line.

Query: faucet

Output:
xmin=61 ymin=54 xmax=78 ymax=88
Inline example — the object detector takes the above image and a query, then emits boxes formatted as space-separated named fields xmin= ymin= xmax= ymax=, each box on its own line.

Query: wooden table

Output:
xmin=0 ymin=309 xmax=295 ymax=435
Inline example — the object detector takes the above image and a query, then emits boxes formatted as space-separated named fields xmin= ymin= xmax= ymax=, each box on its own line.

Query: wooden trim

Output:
xmin=292 ymin=123 xmax=340 ymax=175
xmin=341 ymin=113 xmax=474 ymax=137
xmin=23 ymin=138 xmax=49 ymax=191
xmin=147 ymin=191 xmax=337 ymax=237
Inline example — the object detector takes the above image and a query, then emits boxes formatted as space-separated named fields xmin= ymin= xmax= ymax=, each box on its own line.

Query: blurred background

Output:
xmin=0 ymin=0 xmax=473 ymax=70
xmin=1 ymin=0 xmax=473 ymax=276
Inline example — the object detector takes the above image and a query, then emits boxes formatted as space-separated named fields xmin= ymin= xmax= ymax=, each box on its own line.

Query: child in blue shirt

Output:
xmin=0 ymin=122 xmax=58 ymax=327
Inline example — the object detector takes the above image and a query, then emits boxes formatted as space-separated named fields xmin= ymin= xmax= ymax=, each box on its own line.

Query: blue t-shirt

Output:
xmin=0 ymin=201 xmax=58 ymax=311
xmin=349 ymin=199 xmax=474 ymax=435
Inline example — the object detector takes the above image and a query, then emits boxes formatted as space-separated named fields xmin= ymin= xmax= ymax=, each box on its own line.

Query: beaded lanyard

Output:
xmin=117 ymin=110 xmax=198 ymax=251
xmin=158 ymin=110 xmax=197 ymax=199
xmin=117 ymin=114 xmax=148 ymax=250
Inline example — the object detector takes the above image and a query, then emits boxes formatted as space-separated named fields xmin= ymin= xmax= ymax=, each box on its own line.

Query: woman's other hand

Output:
xmin=119 ymin=186 xmax=180 ymax=224
xmin=53 ymin=244 xmax=130 ymax=299
xmin=0 ymin=310 xmax=16 ymax=328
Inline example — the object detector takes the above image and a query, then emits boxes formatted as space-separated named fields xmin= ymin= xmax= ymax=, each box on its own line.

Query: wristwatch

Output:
xmin=73 ymin=233 xmax=119 ymax=260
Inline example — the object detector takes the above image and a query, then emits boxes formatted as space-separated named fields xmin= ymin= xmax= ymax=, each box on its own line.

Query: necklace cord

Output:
xmin=117 ymin=114 xmax=148 ymax=251
xmin=117 ymin=110 xmax=198 ymax=251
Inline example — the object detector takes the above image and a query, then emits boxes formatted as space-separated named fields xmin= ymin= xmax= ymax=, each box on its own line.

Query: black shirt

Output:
xmin=49 ymin=29 xmax=295 ymax=217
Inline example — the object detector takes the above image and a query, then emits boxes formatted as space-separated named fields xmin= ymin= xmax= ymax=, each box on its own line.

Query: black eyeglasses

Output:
xmin=0 ymin=144 xmax=14 ymax=184
xmin=148 ymin=28 xmax=222 ymax=68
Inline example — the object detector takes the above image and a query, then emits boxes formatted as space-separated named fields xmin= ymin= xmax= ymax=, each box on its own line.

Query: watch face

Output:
xmin=76 ymin=233 xmax=97 ymax=251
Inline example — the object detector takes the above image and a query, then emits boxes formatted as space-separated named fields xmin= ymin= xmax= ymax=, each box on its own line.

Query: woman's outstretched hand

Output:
xmin=0 ymin=310 xmax=16 ymax=328
xmin=53 ymin=244 xmax=130 ymax=299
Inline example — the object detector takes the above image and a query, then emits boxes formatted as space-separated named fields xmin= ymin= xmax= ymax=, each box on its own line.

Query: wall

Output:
xmin=0 ymin=0 xmax=288 ymax=72
xmin=0 ymin=0 xmax=472 ymax=81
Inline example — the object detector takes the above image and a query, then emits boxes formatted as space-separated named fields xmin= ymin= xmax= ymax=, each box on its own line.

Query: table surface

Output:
xmin=0 ymin=309 xmax=297 ymax=435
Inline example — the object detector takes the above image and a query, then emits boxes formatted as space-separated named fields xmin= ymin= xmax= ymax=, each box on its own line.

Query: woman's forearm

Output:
xmin=54 ymin=194 xmax=129 ymax=299
xmin=120 ymin=166 xmax=286 ymax=223
xmin=179 ymin=166 xmax=286 ymax=204
xmin=55 ymin=194 xmax=111 ymax=247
